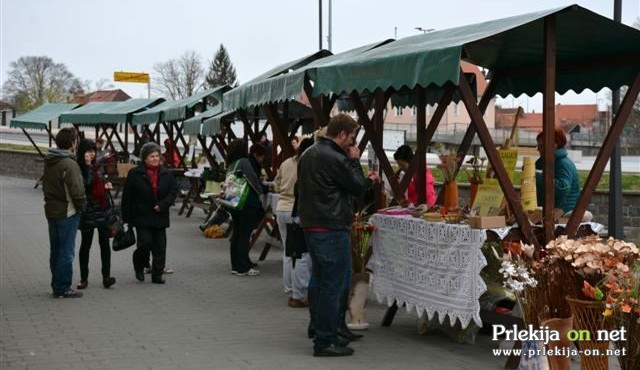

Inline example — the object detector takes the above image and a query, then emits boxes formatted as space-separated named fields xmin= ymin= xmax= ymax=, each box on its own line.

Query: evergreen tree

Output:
xmin=205 ymin=44 xmax=238 ymax=88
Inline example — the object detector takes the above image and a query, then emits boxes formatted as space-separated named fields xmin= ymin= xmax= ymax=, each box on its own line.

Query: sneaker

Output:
xmin=236 ymin=268 xmax=260 ymax=276
xmin=231 ymin=270 xmax=238 ymax=275
xmin=144 ymin=267 xmax=174 ymax=274
xmin=52 ymin=290 xmax=83 ymax=298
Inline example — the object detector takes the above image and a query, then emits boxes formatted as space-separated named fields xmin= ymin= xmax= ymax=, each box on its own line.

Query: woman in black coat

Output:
xmin=122 ymin=142 xmax=177 ymax=284
xmin=76 ymin=139 xmax=116 ymax=290
xmin=224 ymin=140 xmax=265 ymax=276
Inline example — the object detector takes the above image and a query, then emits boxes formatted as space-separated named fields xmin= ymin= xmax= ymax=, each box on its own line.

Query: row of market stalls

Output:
xmin=11 ymin=4 xmax=640 ymax=246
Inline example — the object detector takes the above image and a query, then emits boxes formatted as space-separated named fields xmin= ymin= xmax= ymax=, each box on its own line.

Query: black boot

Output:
xmin=337 ymin=291 xmax=363 ymax=341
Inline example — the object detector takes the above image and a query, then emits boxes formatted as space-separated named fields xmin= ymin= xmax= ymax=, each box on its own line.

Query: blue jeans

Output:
xmin=304 ymin=230 xmax=350 ymax=349
xmin=48 ymin=214 xmax=80 ymax=294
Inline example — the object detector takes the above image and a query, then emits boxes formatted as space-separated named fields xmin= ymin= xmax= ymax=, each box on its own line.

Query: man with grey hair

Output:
xmin=298 ymin=114 xmax=380 ymax=356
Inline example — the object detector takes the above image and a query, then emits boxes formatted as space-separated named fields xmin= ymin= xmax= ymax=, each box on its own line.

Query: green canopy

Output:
xmin=10 ymin=103 xmax=80 ymax=130
xmin=58 ymin=102 xmax=117 ymax=125
xmin=201 ymin=111 xmax=235 ymax=136
xmin=58 ymin=99 xmax=163 ymax=125
xmin=223 ymin=41 xmax=393 ymax=111
xmin=223 ymin=50 xmax=332 ymax=112
xmin=182 ymin=106 xmax=222 ymax=135
xmin=131 ymin=86 xmax=228 ymax=125
xmin=311 ymin=5 xmax=640 ymax=99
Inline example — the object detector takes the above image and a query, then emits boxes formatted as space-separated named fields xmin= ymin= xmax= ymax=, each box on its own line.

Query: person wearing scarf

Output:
xmin=122 ymin=142 xmax=177 ymax=284
xmin=76 ymin=139 xmax=116 ymax=290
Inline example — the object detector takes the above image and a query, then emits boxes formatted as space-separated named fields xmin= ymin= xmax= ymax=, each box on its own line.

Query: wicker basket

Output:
xmin=566 ymin=296 xmax=611 ymax=370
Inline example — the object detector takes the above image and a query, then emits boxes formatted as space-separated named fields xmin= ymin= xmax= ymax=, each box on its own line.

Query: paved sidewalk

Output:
xmin=0 ymin=175 xmax=521 ymax=369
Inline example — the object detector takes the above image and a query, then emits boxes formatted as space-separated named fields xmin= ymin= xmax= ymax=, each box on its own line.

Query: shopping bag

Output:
xmin=285 ymin=221 xmax=307 ymax=260
xmin=217 ymin=163 xmax=249 ymax=211
xmin=112 ymin=224 xmax=136 ymax=251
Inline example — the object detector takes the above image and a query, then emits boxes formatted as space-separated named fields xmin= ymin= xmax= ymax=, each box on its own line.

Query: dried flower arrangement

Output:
xmin=351 ymin=202 xmax=377 ymax=273
xmin=437 ymin=149 xmax=460 ymax=184
xmin=465 ymin=156 xmax=486 ymax=184
xmin=546 ymin=235 xmax=639 ymax=301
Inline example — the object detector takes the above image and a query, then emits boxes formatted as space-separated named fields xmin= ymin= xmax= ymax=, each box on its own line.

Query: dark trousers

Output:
xmin=304 ymin=230 xmax=350 ymax=349
xmin=229 ymin=206 xmax=263 ymax=273
xmin=79 ymin=226 xmax=112 ymax=280
xmin=133 ymin=227 xmax=167 ymax=280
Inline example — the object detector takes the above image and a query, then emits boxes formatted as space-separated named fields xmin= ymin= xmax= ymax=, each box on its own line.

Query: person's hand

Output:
xmin=346 ymin=146 xmax=360 ymax=159
xmin=104 ymin=182 xmax=113 ymax=190
xmin=154 ymin=205 xmax=160 ymax=212
xmin=368 ymin=171 xmax=381 ymax=184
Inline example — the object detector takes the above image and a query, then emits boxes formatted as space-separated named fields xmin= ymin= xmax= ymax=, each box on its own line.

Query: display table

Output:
xmin=249 ymin=193 xmax=281 ymax=261
xmin=369 ymin=214 xmax=488 ymax=329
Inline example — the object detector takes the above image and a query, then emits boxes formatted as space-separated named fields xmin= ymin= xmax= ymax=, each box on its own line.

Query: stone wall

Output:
xmin=0 ymin=149 xmax=43 ymax=180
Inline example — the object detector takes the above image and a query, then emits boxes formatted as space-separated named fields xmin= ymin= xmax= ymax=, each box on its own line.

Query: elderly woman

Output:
xmin=122 ymin=142 xmax=177 ymax=284
xmin=535 ymin=127 xmax=580 ymax=212
xmin=75 ymin=139 xmax=116 ymax=290
xmin=274 ymin=138 xmax=315 ymax=307
xmin=225 ymin=139 xmax=265 ymax=276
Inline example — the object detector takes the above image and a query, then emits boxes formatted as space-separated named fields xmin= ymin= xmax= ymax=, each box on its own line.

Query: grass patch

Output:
xmin=0 ymin=143 xmax=43 ymax=152
xmin=427 ymin=167 xmax=640 ymax=191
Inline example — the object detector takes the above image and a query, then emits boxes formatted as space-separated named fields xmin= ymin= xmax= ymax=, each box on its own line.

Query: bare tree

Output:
xmin=2 ymin=56 xmax=81 ymax=112
xmin=153 ymin=50 xmax=204 ymax=99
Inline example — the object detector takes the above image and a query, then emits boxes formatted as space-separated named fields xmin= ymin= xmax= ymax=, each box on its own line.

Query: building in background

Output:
xmin=0 ymin=100 xmax=16 ymax=126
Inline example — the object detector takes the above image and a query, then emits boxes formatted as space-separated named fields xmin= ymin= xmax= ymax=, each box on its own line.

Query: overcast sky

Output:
xmin=1 ymin=0 xmax=639 ymax=110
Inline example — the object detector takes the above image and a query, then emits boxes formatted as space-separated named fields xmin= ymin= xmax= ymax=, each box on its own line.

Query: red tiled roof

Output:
xmin=84 ymin=89 xmax=131 ymax=103
xmin=0 ymin=100 xmax=13 ymax=110
xmin=495 ymin=104 xmax=599 ymax=132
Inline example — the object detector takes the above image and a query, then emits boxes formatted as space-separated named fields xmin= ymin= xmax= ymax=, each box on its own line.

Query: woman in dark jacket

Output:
xmin=122 ymin=142 xmax=178 ymax=284
xmin=224 ymin=139 xmax=265 ymax=276
xmin=76 ymin=139 xmax=116 ymax=290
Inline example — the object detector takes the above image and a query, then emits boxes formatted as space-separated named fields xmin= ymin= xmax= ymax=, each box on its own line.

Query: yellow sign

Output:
xmin=114 ymin=71 xmax=150 ymax=83
xmin=472 ymin=149 xmax=519 ymax=217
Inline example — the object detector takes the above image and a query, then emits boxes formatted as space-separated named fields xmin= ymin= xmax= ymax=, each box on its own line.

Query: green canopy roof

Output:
xmin=223 ymin=41 xmax=393 ymax=111
xmin=201 ymin=111 xmax=236 ymax=136
xmin=58 ymin=99 xmax=163 ymax=125
xmin=223 ymin=50 xmax=332 ymax=112
xmin=182 ymin=106 xmax=222 ymax=135
xmin=132 ymin=86 xmax=229 ymax=125
xmin=10 ymin=103 xmax=80 ymax=130
xmin=311 ymin=5 xmax=640 ymax=99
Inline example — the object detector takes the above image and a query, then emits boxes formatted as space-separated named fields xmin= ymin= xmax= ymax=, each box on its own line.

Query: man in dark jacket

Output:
xmin=43 ymin=128 xmax=86 ymax=298
xmin=298 ymin=114 xmax=380 ymax=357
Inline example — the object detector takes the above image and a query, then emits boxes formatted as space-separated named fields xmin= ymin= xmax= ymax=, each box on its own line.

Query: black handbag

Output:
xmin=285 ymin=190 xmax=307 ymax=266
xmin=112 ymin=224 xmax=136 ymax=251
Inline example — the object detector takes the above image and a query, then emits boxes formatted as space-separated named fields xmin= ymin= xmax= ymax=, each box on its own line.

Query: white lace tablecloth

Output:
xmin=369 ymin=214 xmax=487 ymax=329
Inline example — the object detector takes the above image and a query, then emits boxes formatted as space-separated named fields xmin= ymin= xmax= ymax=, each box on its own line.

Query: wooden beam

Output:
xmin=264 ymin=103 xmax=295 ymax=160
xmin=304 ymin=78 xmax=329 ymax=127
xmin=542 ymin=16 xmax=557 ymax=243
xmin=21 ymin=128 xmax=44 ymax=157
xmin=350 ymin=91 xmax=404 ymax=204
xmin=565 ymin=70 xmax=640 ymax=237
xmin=197 ymin=134 xmax=216 ymax=168
xmin=403 ymin=84 xmax=455 ymax=196
xmin=415 ymin=86 xmax=427 ymax=205
xmin=237 ymin=110 xmax=259 ymax=143
xmin=458 ymin=70 xmax=540 ymax=248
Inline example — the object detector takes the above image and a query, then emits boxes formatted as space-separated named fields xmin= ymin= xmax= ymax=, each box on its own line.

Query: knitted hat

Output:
xmin=140 ymin=142 xmax=162 ymax=161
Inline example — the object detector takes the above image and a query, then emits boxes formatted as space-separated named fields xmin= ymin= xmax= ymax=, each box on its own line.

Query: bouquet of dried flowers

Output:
xmin=351 ymin=202 xmax=377 ymax=273
xmin=491 ymin=243 xmax=540 ymax=325
xmin=603 ymin=264 xmax=640 ymax=370
xmin=437 ymin=149 xmax=459 ymax=184
xmin=465 ymin=156 xmax=486 ymax=184
xmin=546 ymin=235 xmax=640 ymax=301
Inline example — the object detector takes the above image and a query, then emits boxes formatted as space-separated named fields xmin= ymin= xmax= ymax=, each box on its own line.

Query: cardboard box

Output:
xmin=468 ymin=216 xmax=506 ymax=229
